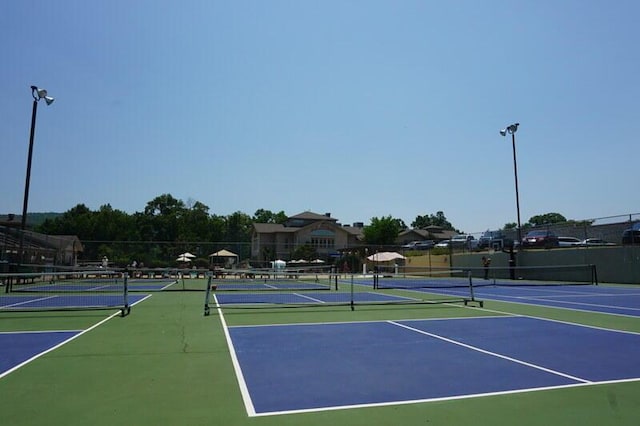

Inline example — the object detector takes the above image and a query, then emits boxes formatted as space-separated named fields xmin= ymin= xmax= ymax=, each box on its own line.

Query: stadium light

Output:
xmin=499 ymin=123 xmax=522 ymax=246
xmin=18 ymin=86 xmax=55 ymax=264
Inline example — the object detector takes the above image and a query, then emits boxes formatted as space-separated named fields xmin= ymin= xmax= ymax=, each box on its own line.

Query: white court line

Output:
xmin=249 ymin=314 xmax=640 ymax=417
xmin=525 ymin=297 xmax=640 ymax=312
xmin=527 ymin=292 xmax=640 ymax=299
xmin=293 ymin=293 xmax=325 ymax=303
xmin=479 ymin=291 xmax=640 ymax=313
xmin=253 ymin=377 xmax=640 ymax=417
xmin=387 ymin=320 xmax=591 ymax=384
xmin=464 ymin=304 xmax=640 ymax=336
xmin=212 ymin=294 xmax=257 ymax=417
xmin=0 ymin=295 xmax=57 ymax=309
xmin=0 ymin=294 xmax=152 ymax=379
xmin=1 ymin=310 xmax=122 ymax=380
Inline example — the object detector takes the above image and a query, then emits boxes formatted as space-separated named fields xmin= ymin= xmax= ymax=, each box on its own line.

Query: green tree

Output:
xmin=178 ymin=201 xmax=212 ymax=242
xmin=253 ymin=209 xmax=287 ymax=224
xmin=527 ymin=213 xmax=567 ymax=227
xmin=363 ymin=216 xmax=402 ymax=245
xmin=224 ymin=211 xmax=253 ymax=242
xmin=37 ymin=204 xmax=95 ymax=238
xmin=143 ymin=194 xmax=186 ymax=242
xmin=503 ymin=222 xmax=517 ymax=230
xmin=92 ymin=204 xmax=136 ymax=241
xmin=411 ymin=211 xmax=459 ymax=232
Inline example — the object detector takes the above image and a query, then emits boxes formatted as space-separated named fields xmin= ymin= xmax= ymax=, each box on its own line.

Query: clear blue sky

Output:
xmin=2 ymin=1 xmax=639 ymax=234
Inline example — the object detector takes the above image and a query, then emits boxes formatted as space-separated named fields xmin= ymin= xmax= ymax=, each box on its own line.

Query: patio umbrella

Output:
xmin=176 ymin=255 xmax=192 ymax=262
xmin=366 ymin=252 xmax=406 ymax=262
xmin=180 ymin=252 xmax=196 ymax=258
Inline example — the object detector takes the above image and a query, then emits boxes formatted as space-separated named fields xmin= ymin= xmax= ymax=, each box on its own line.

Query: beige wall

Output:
xmin=403 ymin=253 xmax=451 ymax=271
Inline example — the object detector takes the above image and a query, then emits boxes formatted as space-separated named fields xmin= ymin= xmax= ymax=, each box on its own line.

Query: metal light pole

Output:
xmin=18 ymin=86 xmax=55 ymax=264
xmin=500 ymin=123 xmax=522 ymax=245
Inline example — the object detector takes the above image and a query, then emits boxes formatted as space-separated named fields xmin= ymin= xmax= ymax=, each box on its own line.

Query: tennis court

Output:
xmin=2 ymin=275 xmax=640 ymax=425
xmin=227 ymin=316 xmax=640 ymax=416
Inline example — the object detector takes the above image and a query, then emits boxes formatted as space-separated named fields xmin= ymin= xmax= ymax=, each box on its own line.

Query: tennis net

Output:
xmin=209 ymin=268 xmax=335 ymax=291
xmin=376 ymin=264 xmax=597 ymax=290
xmin=0 ymin=270 xmax=131 ymax=316
xmin=374 ymin=269 xmax=472 ymax=289
xmin=204 ymin=272 xmax=480 ymax=315
xmin=472 ymin=264 xmax=598 ymax=287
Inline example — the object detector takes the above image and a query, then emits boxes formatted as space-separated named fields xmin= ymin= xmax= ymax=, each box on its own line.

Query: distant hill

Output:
xmin=29 ymin=212 xmax=63 ymax=226
xmin=1 ymin=212 xmax=63 ymax=227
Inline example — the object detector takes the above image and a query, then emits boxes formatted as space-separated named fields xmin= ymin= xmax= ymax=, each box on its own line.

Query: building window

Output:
xmin=310 ymin=237 xmax=334 ymax=249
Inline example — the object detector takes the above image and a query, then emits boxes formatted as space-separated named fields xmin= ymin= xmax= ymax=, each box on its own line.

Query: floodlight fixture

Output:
xmin=499 ymin=123 xmax=519 ymax=137
xmin=31 ymin=85 xmax=55 ymax=105
xmin=18 ymin=85 xmax=55 ymax=266
xmin=500 ymin=122 xmax=522 ymax=246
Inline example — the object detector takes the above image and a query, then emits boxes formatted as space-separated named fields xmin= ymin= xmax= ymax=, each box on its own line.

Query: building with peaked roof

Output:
xmin=251 ymin=211 xmax=364 ymax=263
xmin=0 ymin=224 xmax=83 ymax=266
xmin=396 ymin=225 xmax=458 ymax=245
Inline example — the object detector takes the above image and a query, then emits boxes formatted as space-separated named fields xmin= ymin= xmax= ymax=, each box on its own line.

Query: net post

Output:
xmin=350 ymin=274 xmax=355 ymax=311
xmin=121 ymin=272 xmax=130 ymax=317
xmin=464 ymin=270 xmax=483 ymax=307
xmin=204 ymin=275 xmax=212 ymax=316
xmin=592 ymin=264 xmax=598 ymax=285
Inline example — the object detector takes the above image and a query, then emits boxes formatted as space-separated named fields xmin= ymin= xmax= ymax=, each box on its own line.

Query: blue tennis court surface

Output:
xmin=0 ymin=331 xmax=80 ymax=378
xmin=228 ymin=316 xmax=640 ymax=416
xmin=0 ymin=294 xmax=150 ymax=310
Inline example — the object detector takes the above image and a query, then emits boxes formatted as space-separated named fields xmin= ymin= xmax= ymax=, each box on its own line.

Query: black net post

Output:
xmin=350 ymin=274 xmax=355 ymax=311
xmin=121 ymin=272 xmax=130 ymax=317
xmin=204 ymin=275 xmax=212 ymax=316
xmin=467 ymin=271 xmax=475 ymax=302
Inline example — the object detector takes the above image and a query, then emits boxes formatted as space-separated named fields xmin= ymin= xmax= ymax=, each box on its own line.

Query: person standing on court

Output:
xmin=482 ymin=256 xmax=491 ymax=280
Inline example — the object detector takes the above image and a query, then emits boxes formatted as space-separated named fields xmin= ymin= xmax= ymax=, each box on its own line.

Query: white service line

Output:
xmin=387 ymin=320 xmax=592 ymax=384
xmin=212 ymin=294 xmax=257 ymax=417
xmin=294 ymin=293 xmax=325 ymax=303
xmin=0 ymin=309 xmax=123 ymax=380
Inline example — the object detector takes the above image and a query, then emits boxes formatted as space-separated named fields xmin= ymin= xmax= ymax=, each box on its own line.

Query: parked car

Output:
xmin=478 ymin=230 xmax=514 ymax=250
xmin=414 ymin=240 xmax=435 ymax=250
xmin=434 ymin=240 xmax=450 ymax=248
xmin=401 ymin=240 xmax=434 ymax=250
xmin=401 ymin=241 xmax=420 ymax=250
xmin=558 ymin=236 xmax=582 ymax=247
xmin=579 ymin=238 xmax=615 ymax=247
xmin=450 ymin=235 xmax=478 ymax=250
xmin=622 ymin=229 xmax=640 ymax=245
xmin=521 ymin=230 xmax=559 ymax=248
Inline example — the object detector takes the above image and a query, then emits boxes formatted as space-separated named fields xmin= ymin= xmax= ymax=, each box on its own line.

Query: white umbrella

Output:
xmin=311 ymin=259 xmax=325 ymax=263
xmin=176 ymin=255 xmax=192 ymax=262
xmin=180 ymin=252 xmax=196 ymax=258
xmin=366 ymin=252 xmax=406 ymax=262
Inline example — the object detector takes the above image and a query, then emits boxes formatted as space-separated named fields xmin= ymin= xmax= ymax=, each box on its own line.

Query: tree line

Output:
xmin=34 ymin=194 xmax=288 ymax=266
xmin=33 ymin=193 xmax=572 ymax=265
